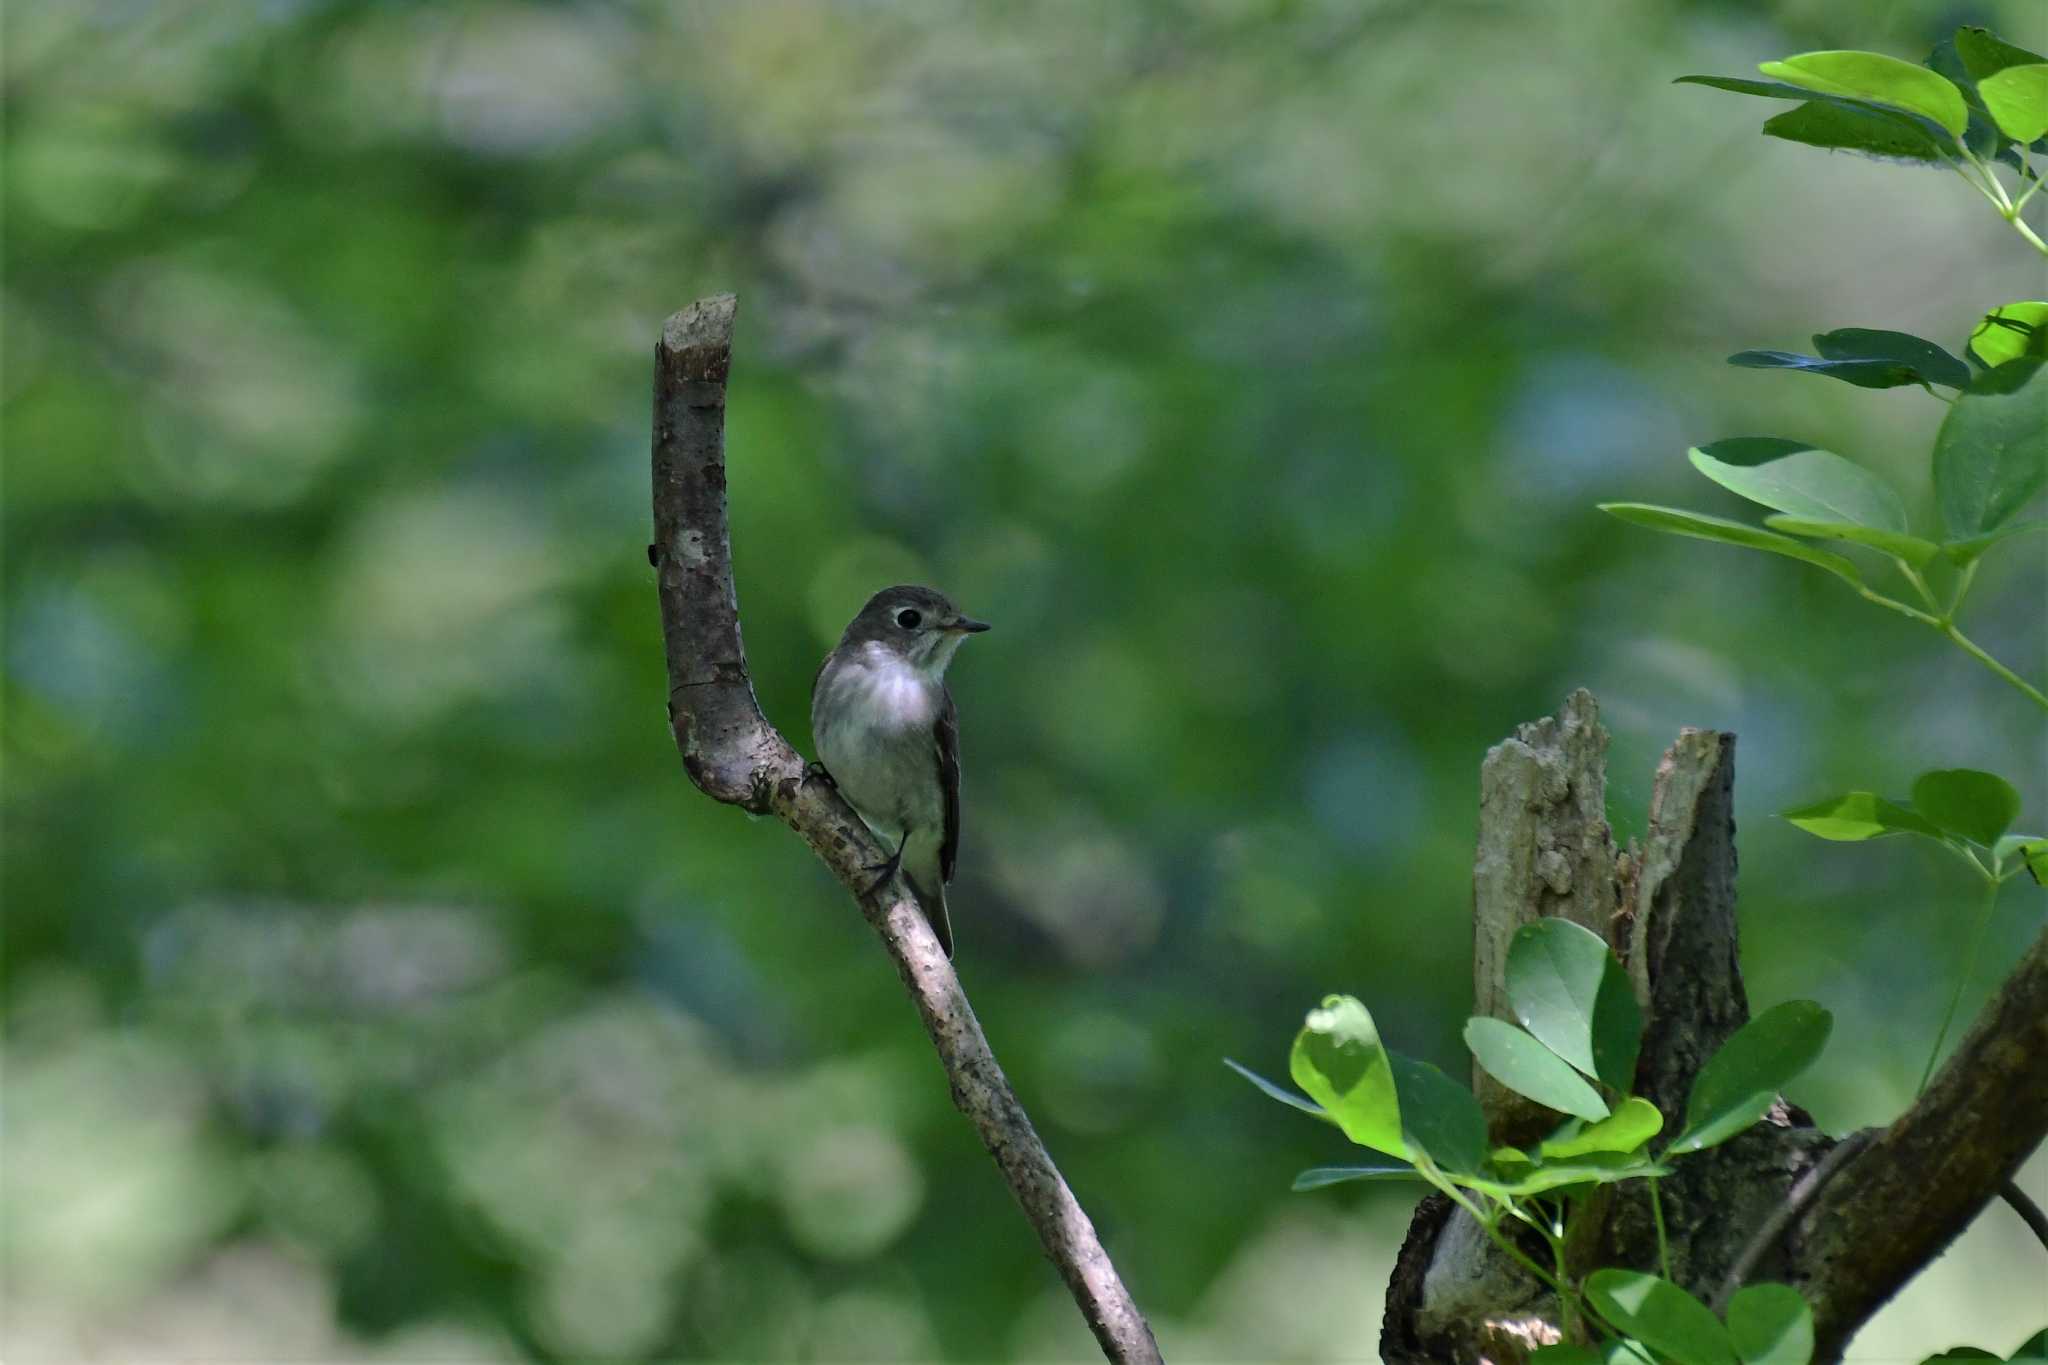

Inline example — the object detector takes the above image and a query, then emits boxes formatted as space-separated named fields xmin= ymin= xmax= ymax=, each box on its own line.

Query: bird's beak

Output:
xmin=949 ymin=616 xmax=992 ymax=634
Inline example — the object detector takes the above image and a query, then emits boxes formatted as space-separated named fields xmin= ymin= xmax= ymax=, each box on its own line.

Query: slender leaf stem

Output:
xmin=1853 ymin=569 xmax=2047 ymax=712
xmin=1953 ymin=146 xmax=2048 ymax=258
xmin=2008 ymin=212 xmax=2048 ymax=259
xmin=1918 ymin=873 xmax=2002 ymax=1095
xmin=1947 ymin=558 xmax=1979 ymax=618
xmin=1941 ymin=620 xmax=2048 ymax=712
xmin=1894 ymin=558 xmax=1941 ymax=613
xmin=1437 ymin=1179 xmax=1570 ymax=1299
xmin=1853 ymin=584 xmax=1941 ymax=627
xmin=1647 ymin=1178 xmax=1674 ymax=1282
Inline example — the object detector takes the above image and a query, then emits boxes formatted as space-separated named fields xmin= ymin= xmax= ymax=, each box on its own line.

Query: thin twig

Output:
xmin=1999 ymin=1178 xmax=2048 ymax=1253
xmin=650 ymin=294 xmax=1163 ymax=1365
xmin=1712 ymin=1129 xmax=1875 ymax=1314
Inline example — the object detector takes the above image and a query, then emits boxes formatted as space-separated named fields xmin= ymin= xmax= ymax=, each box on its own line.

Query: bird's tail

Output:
xmin=907 ymin=874 xmax=955 ymax=958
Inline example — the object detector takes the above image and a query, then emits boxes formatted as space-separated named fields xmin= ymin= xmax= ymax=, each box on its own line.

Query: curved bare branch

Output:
xmin=650 ymin=294 xmax=1163 ymax=1365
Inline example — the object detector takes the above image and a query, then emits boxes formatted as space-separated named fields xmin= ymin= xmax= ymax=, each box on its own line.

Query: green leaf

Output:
xmin=1505 ymin=918 xmax=1642 ymax=1090
xmin=1728 ymin=348 xmax=1946 ymax=390
xmin=1918 ymin=1352 xmax=2000 ymax=1362
xmin=1911 ymin=769 xmax=2022 ymax=846
xmin=1990 ymin=834 xmax=2047 ymax=884
xmin=2019 ymin=839 xmax=2048 ymax=885
xmin=1389 ymin=1052 xmax=1488 ymax=1174
xmin=1759 ymin=50 xmax=1969 ymax=137
xmin=1954 ymin=28 xmax=2048 ymax=84
xmin=1464 ymin=1017 xmax=1611 ymax=1121
xmin=1762 ymin=516 xmax=1941 ymax=567
xmin=1689 ymin=441 xmax=1908 ymax=531
xmin=1980 ymin=64 xmax=2048 ymax=142
xmin=1542 ymin=1096 xmax=1665 ymax=1158
xmin=1813 ymin=329 xmax=1973 ymax=389
xmin=1677 ymin=75 xmax=1953 ymax=160
xmin=1225 ymin=1058 xmax=1336 ymax=1124
xmin=1761 ymin=100 xmax=1946 ymax=161
xmin=1727 ymin=1283 xmax=1816 ymax=1365
xmin=1585 ymin=1269 xmax=1738 ymax=1365
xmin=1672 ymin=1001 xmax=1833 ymax=1154
xmin=2010 ymin=1326 xmax=2048 ymax=1360
xmin=1966 ymin=301 xmax=2048 ymax=369
xmin=1935 ymin=359 xmax=2047 ymax=536
xmin=1476 ymin=1149 xmax=1670 ymax=1198
xmin=1598 ymin=505 xmax=1864 ymax=585
xmin=1782 ymin=791 xmax=1945 ymax=841
xmin=1289 ymin=996 xmax=1406 ymax=1158
xmin=1942 ymin=518 xmax=2048 ymax=565
xmin=1927 ymin=35 xmax=2011 ymax=159
xmin=1530 ymin=1349 xmax=1605 ymax=1365
xmin=1290 ymin=1161 xmax=1423 ymax=1191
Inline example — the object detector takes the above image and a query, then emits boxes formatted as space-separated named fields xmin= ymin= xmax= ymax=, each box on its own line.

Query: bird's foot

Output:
xmin=803 ymin=761 xmax=837 ymax=790
xmin=861 ymin=831 xmax=910 ymax=898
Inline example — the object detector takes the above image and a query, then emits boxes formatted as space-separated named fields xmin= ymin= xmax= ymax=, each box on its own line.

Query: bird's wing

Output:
xmin=937 ymin=685 xmax=961 ymax=884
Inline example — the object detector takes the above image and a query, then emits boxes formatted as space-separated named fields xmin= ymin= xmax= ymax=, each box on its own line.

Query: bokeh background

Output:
xmin=6 ymin=1 xmax=2045 ymax=1360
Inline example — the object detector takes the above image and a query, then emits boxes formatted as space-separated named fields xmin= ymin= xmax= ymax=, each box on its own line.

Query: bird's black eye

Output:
xmin=895 ymin=608 xmax=923 ymax=629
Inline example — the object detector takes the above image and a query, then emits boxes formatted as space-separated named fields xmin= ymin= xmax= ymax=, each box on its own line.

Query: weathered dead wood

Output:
xmin=1386 ymin=695 xmax=1826 ymax=1364
xmin=651 ymin=294 xmax=1162 ymax=1365
xmin=1383 ymin=692 xmax=2046 ymax=1363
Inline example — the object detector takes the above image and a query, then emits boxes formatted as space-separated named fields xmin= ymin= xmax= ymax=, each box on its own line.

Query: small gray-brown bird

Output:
xmin=811 ymin=586 xmax=989 ymax=956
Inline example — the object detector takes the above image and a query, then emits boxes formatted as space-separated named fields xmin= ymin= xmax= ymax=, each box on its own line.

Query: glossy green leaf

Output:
xmin=1225 ymin=1058 xmax=1336 ymax=1124
xmin=1919 ymin=1351 xmax=2000 ymax=1362
xmin=1981 ymin=64 xmax=2048 ymax=142
xmin=1688 ymin=440 xmax=1907 ymax=531
xmin=1760 ymin=100 xmax=1946 ymax=161
xmin=1672 ymin=1001 xmax=1832 ymax=1154
xmin=1389 ymin=1052 xmax=1488 ymax=1174
xmin=1727 ymin=1282 xmax=1816 ymax=1365
xmin=1474 ymin=1150 xmax=1670 ymax=1198
xmin=1289 ymin=995 xmax=1406 ymax=1158
xmin=1542 ymin=1097 xmax=1665 ymax=1158
xmin=1677 ymin=74 xmax=1953 ymax=159
xmin=1782 ymin=791 xmax=1944 ymax=841
xmin=1728 ymin=348 xmax=1941 ymax=390
xmin=1464 ymin=1017 xmax=1611 ymax=1120
xmin=1967 ymin=302 xmax=2048 ymax=370
xmin=1911 ymin=769 xmax=2022 ymax=846
xmin=1954 ymin=28 xmax=2048 ymax=84
xmin=1935 ymin=359 xmax=2047 ymax=536
xmin=1505 ymin=918 xmax=1642 ymax=1089
xmin=1927 ymin=34 xmax=2013 ymax=159
xmin=2019 ymin=840 xmax=2048 ymax=885
xmin=1815 ymin=328 xmax=1972 ymax=389
xmin=2011 ymin=1326 xmax=2048 ymax=1360
xmin=1761 ymin=516 xmax=1941 ymax=567
xmin=1759 ymin=51 xmax=1968 ymax=137
xmin=1530 ymin=1349 xmax=1604 ymax=1365
xmin=1598 ymin=505 xmax=1864 ymax=585
xmin=1942 ymin=518 xmax=2048 ymax=565
xmin=1990 ymin=834 xmax=2046 ymax=887
xmin=1586 ymin=1269 xmax=1738 ymax=1365
xmin=1290 ymin=1161 xmax=1422 ymax=1191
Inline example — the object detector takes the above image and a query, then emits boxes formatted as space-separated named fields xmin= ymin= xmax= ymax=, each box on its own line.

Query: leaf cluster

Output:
xmin=1785 ymin=767 xmax=2044 ymax=885
xmin=1231 ymin=920 xmax=1833 ymax=1359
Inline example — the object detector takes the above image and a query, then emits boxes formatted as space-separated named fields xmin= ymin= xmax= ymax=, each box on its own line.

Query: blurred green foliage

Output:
xmin=4 ymin=1 xmax=2044 ymax=1360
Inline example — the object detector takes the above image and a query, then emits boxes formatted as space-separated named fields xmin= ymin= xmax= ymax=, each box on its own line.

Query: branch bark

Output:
xmin=650 ymin=295 xmax=1163 ymax=1365
xmin=1790 ymin=922 xmax=2048 ymax=1358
